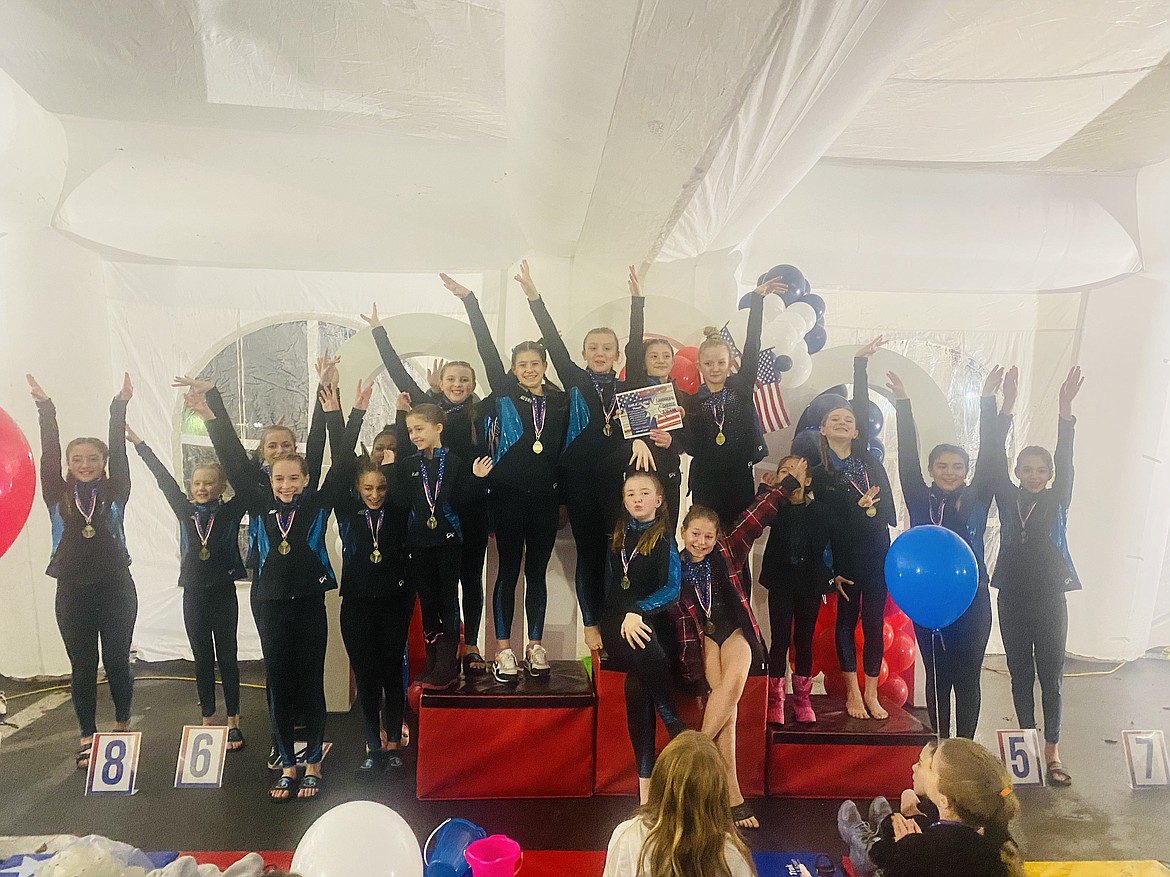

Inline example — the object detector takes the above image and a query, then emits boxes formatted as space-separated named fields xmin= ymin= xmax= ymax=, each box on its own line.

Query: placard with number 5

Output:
xmin=174 ymin=726 xmax=229 ymax=789
xmin=1122 ymin=730 xmax=1169 ymax=789
xmin=996 ymin=728 xmax=1044 ymax=788
xmin=85 ymin=732 xmax=142 ymax=796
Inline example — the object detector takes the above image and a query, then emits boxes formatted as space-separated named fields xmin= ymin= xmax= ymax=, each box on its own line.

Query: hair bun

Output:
xmin=702 ymin=325 xmax=719 ymax=340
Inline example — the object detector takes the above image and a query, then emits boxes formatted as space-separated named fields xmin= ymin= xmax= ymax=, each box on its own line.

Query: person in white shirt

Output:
xmin=602 ymin=731 xmax=757 ymax=877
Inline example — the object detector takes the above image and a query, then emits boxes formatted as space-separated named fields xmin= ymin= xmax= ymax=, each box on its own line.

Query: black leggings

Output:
xmin=602 ymin=614 xmax=684 ymax=778
xmin=767 ymin=584 xmax=822 ymax=679
xmin=998 ymin=589 xmax=1067 ymax=745
xmin=410 ymin=545 xmax=463 ymax=644
xmin=490 ymin=486 xmax=560 ymax=642
xmin=340 ymin=591 xmax=414 ymax=752
xmin=691 ymin=469 xmax=755 ymax=531
xmin=563 ymin=468 xmax=621 ymax=628
xmin=183 ymin=582 xmax=240 ymax=718
xmin=55 ymin=575 xmax=137 ymax=737
xmin=915 ymin=584 xmax=992 ymax=739
xmin=835 ymin=550 xmax=888 ymax=677
xmin=253 ymin=594 xmax=327 ymax=768
xmin=459 ymin=502 xmax=490 ymax=648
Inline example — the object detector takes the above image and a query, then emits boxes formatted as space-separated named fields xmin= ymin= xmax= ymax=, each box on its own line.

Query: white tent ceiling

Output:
xmin=2 ymin=0 xmax=1168 ymax=275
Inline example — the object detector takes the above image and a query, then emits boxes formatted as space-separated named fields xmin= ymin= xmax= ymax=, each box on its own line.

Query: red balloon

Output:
xmin=883 ymin=621 xmax=895 ymax=652
xmin=0 ymin=407 xmax=36 ymax=561
xmin=670 ymin=357 xmax=701 ymax=394
xmin=856 ymin=658 xmax=889 ymax=688
xmin=813 ymin=627 xmax=837 ymax=671
xmin=618 ymin=366 xmax=627 ymax=381
xmin=675 ymin=345 xmax=699 ymax=363
xmin=879 ymin=674 xmax=909 ymax=709
xmin=823 ymin=670 xmax=847 ymax=697
xmin=887 ymin=630 xmax=917 ymax=673
xmin=885 ymin=603 xmax=910 ymax=631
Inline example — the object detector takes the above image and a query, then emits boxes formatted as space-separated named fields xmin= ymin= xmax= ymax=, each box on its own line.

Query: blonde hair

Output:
xmin=935 ymin=739 xmax=1024 ymax=877
xmin=636 ymin=731 xmax=757 ymax=877
xmin=612 ymin=472 xmax=669 ymax=556
xmin=698 ymin=326 xmax=731 ymax=360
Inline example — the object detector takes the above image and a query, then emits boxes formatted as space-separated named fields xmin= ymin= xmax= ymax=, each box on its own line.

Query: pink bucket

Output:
xmin=464 ymin=835 xmax=522 ymax=877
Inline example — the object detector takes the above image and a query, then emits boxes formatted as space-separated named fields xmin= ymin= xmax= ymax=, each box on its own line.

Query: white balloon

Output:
xmin=786 ymin=302 xmax=817 ymax=335
xmin=761 ymin=293 xmax=786 ymax=324
xmin=783 ymin=346 xmax=814 ymax=388
xmin=292 ymin=801 xmax=423 ymax=877
xmin=760 ymin=317 xmax=801 ymax=357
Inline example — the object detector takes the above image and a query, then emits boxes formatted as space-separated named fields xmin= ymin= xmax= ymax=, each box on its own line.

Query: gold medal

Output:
xmin=82 ymin=524 xmax=96 ymax=539
xmin=620 ymin=575 xmax=630 ymax=590
xmin=278 ymin=539 xmax=291 ymax=555
xmin=199 ymin=546 xmax=211 ymax=561
xmin=865 ymin=506 xmax=877 ymax=518
xmin=715 ymin=431 xmax=726 ymax=446
xmin=427 ymin=515 xmax=438 ymax=530
xmin=532 ymin=439 xmax=543 ymax=454
xmin=603 ymin=422 xmax=612 ymax=437
xmin=704 ymin=621 xmax=715 ymax=636
xmin=370 ymin=549 xmax=382 ymax=564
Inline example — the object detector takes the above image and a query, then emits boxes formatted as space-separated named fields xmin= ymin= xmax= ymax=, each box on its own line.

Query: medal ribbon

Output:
xmin=192 ymin=510 xmax=216 ymax=551
xmin=706 ymin=389 xmax=727 ymax=438
xmin=1017 ymin=496 xmax=1038 ymax=534
xmin=844 ymin=463 xmax=871 ymax=501
xmin=275 ymin=507 xmax=296 ymax=544
xmin=620 ymin=529 xmax=641 ymax=582
xmin=928 ymin=492 xmax=946 ymax=526
xmin=588 ymin=371 xmax=618 ymax=432
xmin=74 ymin=484 xmax=98 ymax=529
xmin=422 ymin=450 xmax=446 ymax=522
xmin=687 ymin=557 xmax=714 ymax=619
xmin=531 ymin=394 xmax=547 ymax=442
xmin=364 ymin=508 xmax=384 ymax=553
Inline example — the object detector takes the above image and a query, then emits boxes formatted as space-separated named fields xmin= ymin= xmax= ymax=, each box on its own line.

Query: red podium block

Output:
xmin=766 ymin=694 xmax=934 ymax=799
xmin=417 ymin=661 xmax=594 ymax=800
xmin=592 ymin=653 xmax=767 ymax=797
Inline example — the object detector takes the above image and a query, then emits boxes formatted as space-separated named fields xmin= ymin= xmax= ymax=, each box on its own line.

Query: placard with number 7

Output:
xmin=995 ymin=728 xmax=1044 ymax=788
xmin=85 ymin=732 xmax=142 ymax=796
xmin=174 ymin=726 xmax=229 ymax=789
xmin=1122 ymin=730 xmax=1169 ymax=789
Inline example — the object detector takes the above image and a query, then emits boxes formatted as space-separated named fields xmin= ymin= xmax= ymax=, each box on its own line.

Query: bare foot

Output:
xmin=844 ymin=676 xmax=869 ymax=719
xmin=112 ymin=721 xmax=131 ymax=732
xmin=863 ymin=691 xmax=888 ymax=720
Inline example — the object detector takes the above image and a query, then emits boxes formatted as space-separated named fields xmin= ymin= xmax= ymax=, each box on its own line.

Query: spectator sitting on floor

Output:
xmin=602 ymin=730 xmax=758 ymax=877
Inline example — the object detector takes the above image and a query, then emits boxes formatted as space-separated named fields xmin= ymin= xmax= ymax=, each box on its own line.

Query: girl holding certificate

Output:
xmin=440 ymin=272 xmax=568 ymax=682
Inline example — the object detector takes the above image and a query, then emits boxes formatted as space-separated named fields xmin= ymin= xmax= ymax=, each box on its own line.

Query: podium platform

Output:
xmin=416 ymin=660 xmax=595 ymax=800
xmin=593 ymin=652 xmax=767 ymax=797
xmin=767 ymin=694 xmax=935 ymax=799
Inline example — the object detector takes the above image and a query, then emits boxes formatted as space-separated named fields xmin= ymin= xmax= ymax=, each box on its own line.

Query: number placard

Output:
xmin=996 ymin=728 xmax=1044 ymax=788
xmin=174 ymin=726 xmax=229 ymax=789
xmin=1122 ymin=730 xmax=1169 ymax=789
xmin=85 ymin=732 xmax=142 ymax=796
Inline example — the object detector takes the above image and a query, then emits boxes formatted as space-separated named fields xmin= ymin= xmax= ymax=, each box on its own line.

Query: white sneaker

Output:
xmin=494 ymin=648 xmax=520 ymax=684
xmin=525 ymin=643 xmax=551 ymax=677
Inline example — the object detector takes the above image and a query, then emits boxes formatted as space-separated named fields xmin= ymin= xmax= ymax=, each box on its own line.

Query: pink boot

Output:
xmin=791 ymin=675 xmax=817 ymax=723
xmin=767 ymin=676 xmax=786 ymax=725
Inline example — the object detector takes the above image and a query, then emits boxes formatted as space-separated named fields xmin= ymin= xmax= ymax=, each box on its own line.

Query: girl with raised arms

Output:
xmin=362 ymin=304 xmax=491 ymax=678
xmin=811 ymin=337 xmax=896 ymax=721
xmin=673 ymin=463 xmax=804 ymax=830
xmin=125 ymin=423 xmax=248 ymax=750
xmin=514 ymin=260 xmax=658 ymax=653
xmin=28 ymin=373 xmax=136 ymax=771
xmin=439 ymin=272 xmax=569 ymax=682
xmin=885 ymin=366 xmax=1016 ymax=739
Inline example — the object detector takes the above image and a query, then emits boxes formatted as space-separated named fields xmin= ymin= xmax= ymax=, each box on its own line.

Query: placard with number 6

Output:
xmin=1122 ymin=730 xmax=1169 ymax=789
xmin=174 ymin=726 xmax=229 ymax=789
xmin=85 ymin=732 xmax=142 ymax=796
xmin=996 ymin=728 xmax=1044 ymax=788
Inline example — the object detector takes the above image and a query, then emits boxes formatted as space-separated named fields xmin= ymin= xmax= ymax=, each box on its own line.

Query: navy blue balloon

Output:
xmin=738 ymin=292 xmax=754 ymax=310
xmin=798 ymin=276 xmax=811 ymax=296
xmin=868 ymin=400 xmax=884 ymax=436
xmin=884 ymin=526 xmax=978 ymax=630
xmin=781 ymin=289 xmax=803 ymax=307
xmin=774 ymin=354 xmax=793 ymax=372
xmin=868 ymin=437 xmax=885 ymax=463
xmin=801 ymin=393 xmax=850 ymax=431
xmin=804 ymin=293 xmax=826 ymax=318
xmin=805 ymin=323 xmax=828 ymax=355
xmin=790 ymin=426 xmax=822 ymax=465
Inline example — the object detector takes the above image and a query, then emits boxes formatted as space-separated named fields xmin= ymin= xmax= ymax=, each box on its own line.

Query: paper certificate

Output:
xmin=615 ymin=385 xmax=684 ymax=439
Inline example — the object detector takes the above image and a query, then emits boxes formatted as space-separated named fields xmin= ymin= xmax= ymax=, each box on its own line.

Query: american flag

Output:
xmin=719 ymin=322 xmax=791 ymax=434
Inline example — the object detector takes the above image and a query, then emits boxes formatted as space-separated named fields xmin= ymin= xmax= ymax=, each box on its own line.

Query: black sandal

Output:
xmin=227 ymin=727 xmax=246 ymax=751
xmin=298 ymin=774 xmax=323 ymax=799
xmin=1047 ymin=761 xmax=1072 ymax=787
xmin=76 ymin=741 xmax=94 ymax=770
xmin=269 ymin=775 xmax=297 ymax=802
xmin=732 ymin=802 xmax=759 ymax=830
xmin=462 ymin=652 xmax=488 ymax=675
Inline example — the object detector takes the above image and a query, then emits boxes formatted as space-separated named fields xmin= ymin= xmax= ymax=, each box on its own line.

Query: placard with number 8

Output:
xmin=85 ymin=732 xmax=142 ymax=796
xmin=175 ymin=725 xmax=229 ymax=789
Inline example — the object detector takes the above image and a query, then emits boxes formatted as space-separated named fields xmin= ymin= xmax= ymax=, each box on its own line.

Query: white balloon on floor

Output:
xmin=292 ymin=801 xmax=423 ymax=877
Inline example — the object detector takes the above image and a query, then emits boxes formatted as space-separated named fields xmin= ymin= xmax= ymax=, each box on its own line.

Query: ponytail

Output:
xmin=934 ymin=739 xmax=1025 ymax=877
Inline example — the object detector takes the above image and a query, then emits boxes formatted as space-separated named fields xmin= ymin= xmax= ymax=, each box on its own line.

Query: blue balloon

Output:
xmin=868 ymin=437 xmax=885 ymax=463
xmin=868 ymin=400 xmax=884 ymax=436
xmin=790 ymin=426 xmax=822 ymax=465
xmin=884 ymin=526 xmax=978 ymax=630
xmin=774 ymin=354 xmax=793 ymax=372
xmin=738 ymin=292 xmax=753 ymax=310
xmin=780 ymin=289 xmax=803 ymax=307
xmin=798 ymin=393 xmax=850 ymax=433
xmin=804 ymin=293 xmax=826 ymax=318
xmin=798 ymin=276 xmax=811 ymax=296
xmin=805 ymin=323 xmax=828 ymax=355
xmin=761 ymin=264 xmax=806 ymax=291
